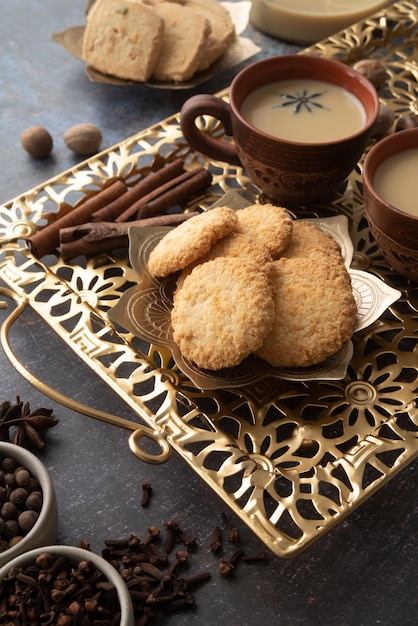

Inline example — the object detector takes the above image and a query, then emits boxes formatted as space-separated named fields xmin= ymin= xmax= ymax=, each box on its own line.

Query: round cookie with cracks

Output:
xmin=171 ymin=257 xmax=275 ymax=370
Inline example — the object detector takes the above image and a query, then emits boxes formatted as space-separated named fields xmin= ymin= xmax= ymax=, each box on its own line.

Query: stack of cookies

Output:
xmin=146 ymin=204 xmax=357 ymax=371
xmin=82 ymin=0 xmax=236 ymax=83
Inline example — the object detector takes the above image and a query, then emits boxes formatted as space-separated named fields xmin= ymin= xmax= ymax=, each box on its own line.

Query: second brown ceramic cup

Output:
xmin=180 ymin=54 xmax=379 ymax=204
xmin=362 ymin=127 xmax=418 ymax=281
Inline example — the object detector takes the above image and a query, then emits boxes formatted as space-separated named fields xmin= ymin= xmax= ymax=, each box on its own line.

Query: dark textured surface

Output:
xmin=0 ymin=2 xmax=417 ymax=625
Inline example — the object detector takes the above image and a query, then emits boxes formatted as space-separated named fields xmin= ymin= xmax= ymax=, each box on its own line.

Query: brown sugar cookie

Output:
xmin=147 ymin=206 xmax=238 ymax=277
xmin=235 ymin=203 xmax=293 ymax=259
xmin=176 ymin=231 xmax=273 ymax=291
xmin=82 ymin=0 xmax=164 ymax=82
xmin=151 ymin=2 xmax=211 ymax=82
xmin=171 ymin=257 xmax=275 ymax=370
xmin=281 ymin=220 xmax=343 ymax=263
xmin=184 ymin=0 xmax=236 ymax=70
xmin=255 ymin=257 xmax=357 ymax=368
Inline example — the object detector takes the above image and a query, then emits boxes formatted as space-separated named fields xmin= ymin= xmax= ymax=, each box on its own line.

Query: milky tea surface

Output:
xmin=374 ymin=148 xmax=418 ymax=217
xmin=241 ymin=78 xmax=366 ymax=143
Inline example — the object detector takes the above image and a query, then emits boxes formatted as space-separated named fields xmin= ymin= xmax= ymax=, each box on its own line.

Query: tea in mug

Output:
xmin=373 ymin=148 xmax=418 ymax=217
xmin=241 ymin=78 xmax=366 ymax=143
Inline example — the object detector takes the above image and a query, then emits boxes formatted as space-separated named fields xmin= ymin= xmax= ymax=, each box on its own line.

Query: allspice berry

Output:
xmin=25 ymin=491 xmax=42 ymax=512
xmin=15 ymin=468 xmax=31 ymax=488
xmin=9 ymin=488 xmax=28 ymax=508
xmin=20 ymin=125 xmax=53 ymax=158
xmin=18 ymin=509 xmax=38 ymax=532
xmin=63 ymin=123 xmax=102 ymax=155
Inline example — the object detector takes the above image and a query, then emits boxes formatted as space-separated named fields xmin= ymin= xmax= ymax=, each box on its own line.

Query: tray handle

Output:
xmin=0 ymin=288 xmax=171 ymax=465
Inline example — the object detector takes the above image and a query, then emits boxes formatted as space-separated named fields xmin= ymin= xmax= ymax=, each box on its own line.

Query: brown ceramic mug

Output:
xmin=180 ymin=54 xmax=379 ymax=204
xmin=362 ymin=127 xmax=418 ymax=282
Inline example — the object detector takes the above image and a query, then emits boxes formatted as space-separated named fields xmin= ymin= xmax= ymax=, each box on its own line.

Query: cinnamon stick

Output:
xmin=28 ymin=180 xmax=127 ymax=258
xmin=91 ymin=158 xmax=185 ymax=222
xmin=115 ymin=167 xmax=212 ymax=223
xmin=59 ymin=212 xmax=199 ymax=261
xmin=135 ymin=168 xmax=213 ymax=221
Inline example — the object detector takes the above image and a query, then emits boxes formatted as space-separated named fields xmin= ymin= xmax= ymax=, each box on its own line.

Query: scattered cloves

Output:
xmin=166 ymin=550 xmax=188 ymax=576
xmin=97 ymin=520 xmax=213 ymax=623
xmin=140 ymin=481 xmax=152 ymax=507
xmin=209 ymin=526 xmax=223 ymax=554
xmin=179 ymin=571 xmax=211 ymax=590
xmin=221 ymin=511 xmax=240 ymax=544
xmin=0 ymin=552 xmax=121 ymax=624
xmin=143 ymin=525 xmax=160 ymax=545
xmin=218 ymin=549 xmax=244 ymax=576
xmin=163 ymin=519 xmax=180 ymax=555
xmin=177 ymin=529 xmax=198 ymax=552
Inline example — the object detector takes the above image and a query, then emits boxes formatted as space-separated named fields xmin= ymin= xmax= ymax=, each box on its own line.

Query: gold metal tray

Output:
xmin=1 ymin=0 xmax=417 ymax=558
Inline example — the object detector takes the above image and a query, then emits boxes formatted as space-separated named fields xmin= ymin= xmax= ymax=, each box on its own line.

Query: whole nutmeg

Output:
xmin=353 ymin=59 xmax=387 ymax=89
xmin=20 ymin=125 xmax=53 ymax=158
xmin=371 ymin=101 xmax=395 ymax=136
xmin=64 ymin=123 xmax=102 ymax=155
xmin=395 ymin=113 xmax=418 ymax=131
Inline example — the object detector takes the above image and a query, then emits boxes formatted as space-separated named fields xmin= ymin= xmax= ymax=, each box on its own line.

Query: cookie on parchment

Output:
xmin=147 ymin=206 xmax=238 ymax=277
xmin=172 ymin=257 xmax=275 ymax=370
xmin=255 ymin=257 xmax=357 ymax=368
xmin=235 ymin=203 xmax=293 ymax=259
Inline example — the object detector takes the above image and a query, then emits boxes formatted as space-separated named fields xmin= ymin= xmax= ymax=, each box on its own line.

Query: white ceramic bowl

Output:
xmin=0 ymin=545 xmax=135 ymax=626
xmin=0 ymin=442 xmax=58 ymax=567
xmin=250 ymin=0 xmax=392 ymax=44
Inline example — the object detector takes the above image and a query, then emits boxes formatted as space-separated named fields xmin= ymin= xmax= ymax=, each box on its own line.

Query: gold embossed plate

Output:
xmin=108 ymin=193 xmax=400 ymax=389
xmin=0 ymin=0 xmax=417 ymax=558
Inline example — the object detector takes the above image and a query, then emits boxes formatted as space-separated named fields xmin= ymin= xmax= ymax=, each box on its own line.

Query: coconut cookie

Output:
xmin=235 ymin=203 xmax=293 ymax=259
xmin=281 ymin=220 xmax=343 ymax=263
xmin=255 ymin=257 xmax=357 ymax=368
xmin=172 ymin=257 xmax=275 ymax=370
xmin=201 ymin=231 xmax=273 ymax=266
xmin=147 ymin=206 xmax=238 ymax=277
xmin=176 ymin=231 xmax=273 ymax=291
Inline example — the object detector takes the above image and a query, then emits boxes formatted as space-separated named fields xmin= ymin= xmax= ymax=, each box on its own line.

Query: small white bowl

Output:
xmin=250 ymin=0 xmax=392 ymax=44
xmin=0 ymin=442 xmax=58 ymax=567
xmin=0 ymin=545 xmax=135 ymax=626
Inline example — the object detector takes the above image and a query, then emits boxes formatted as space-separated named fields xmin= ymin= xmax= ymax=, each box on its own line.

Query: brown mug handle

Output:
xmin=180 ymin=94 xmax=242 ymax=166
